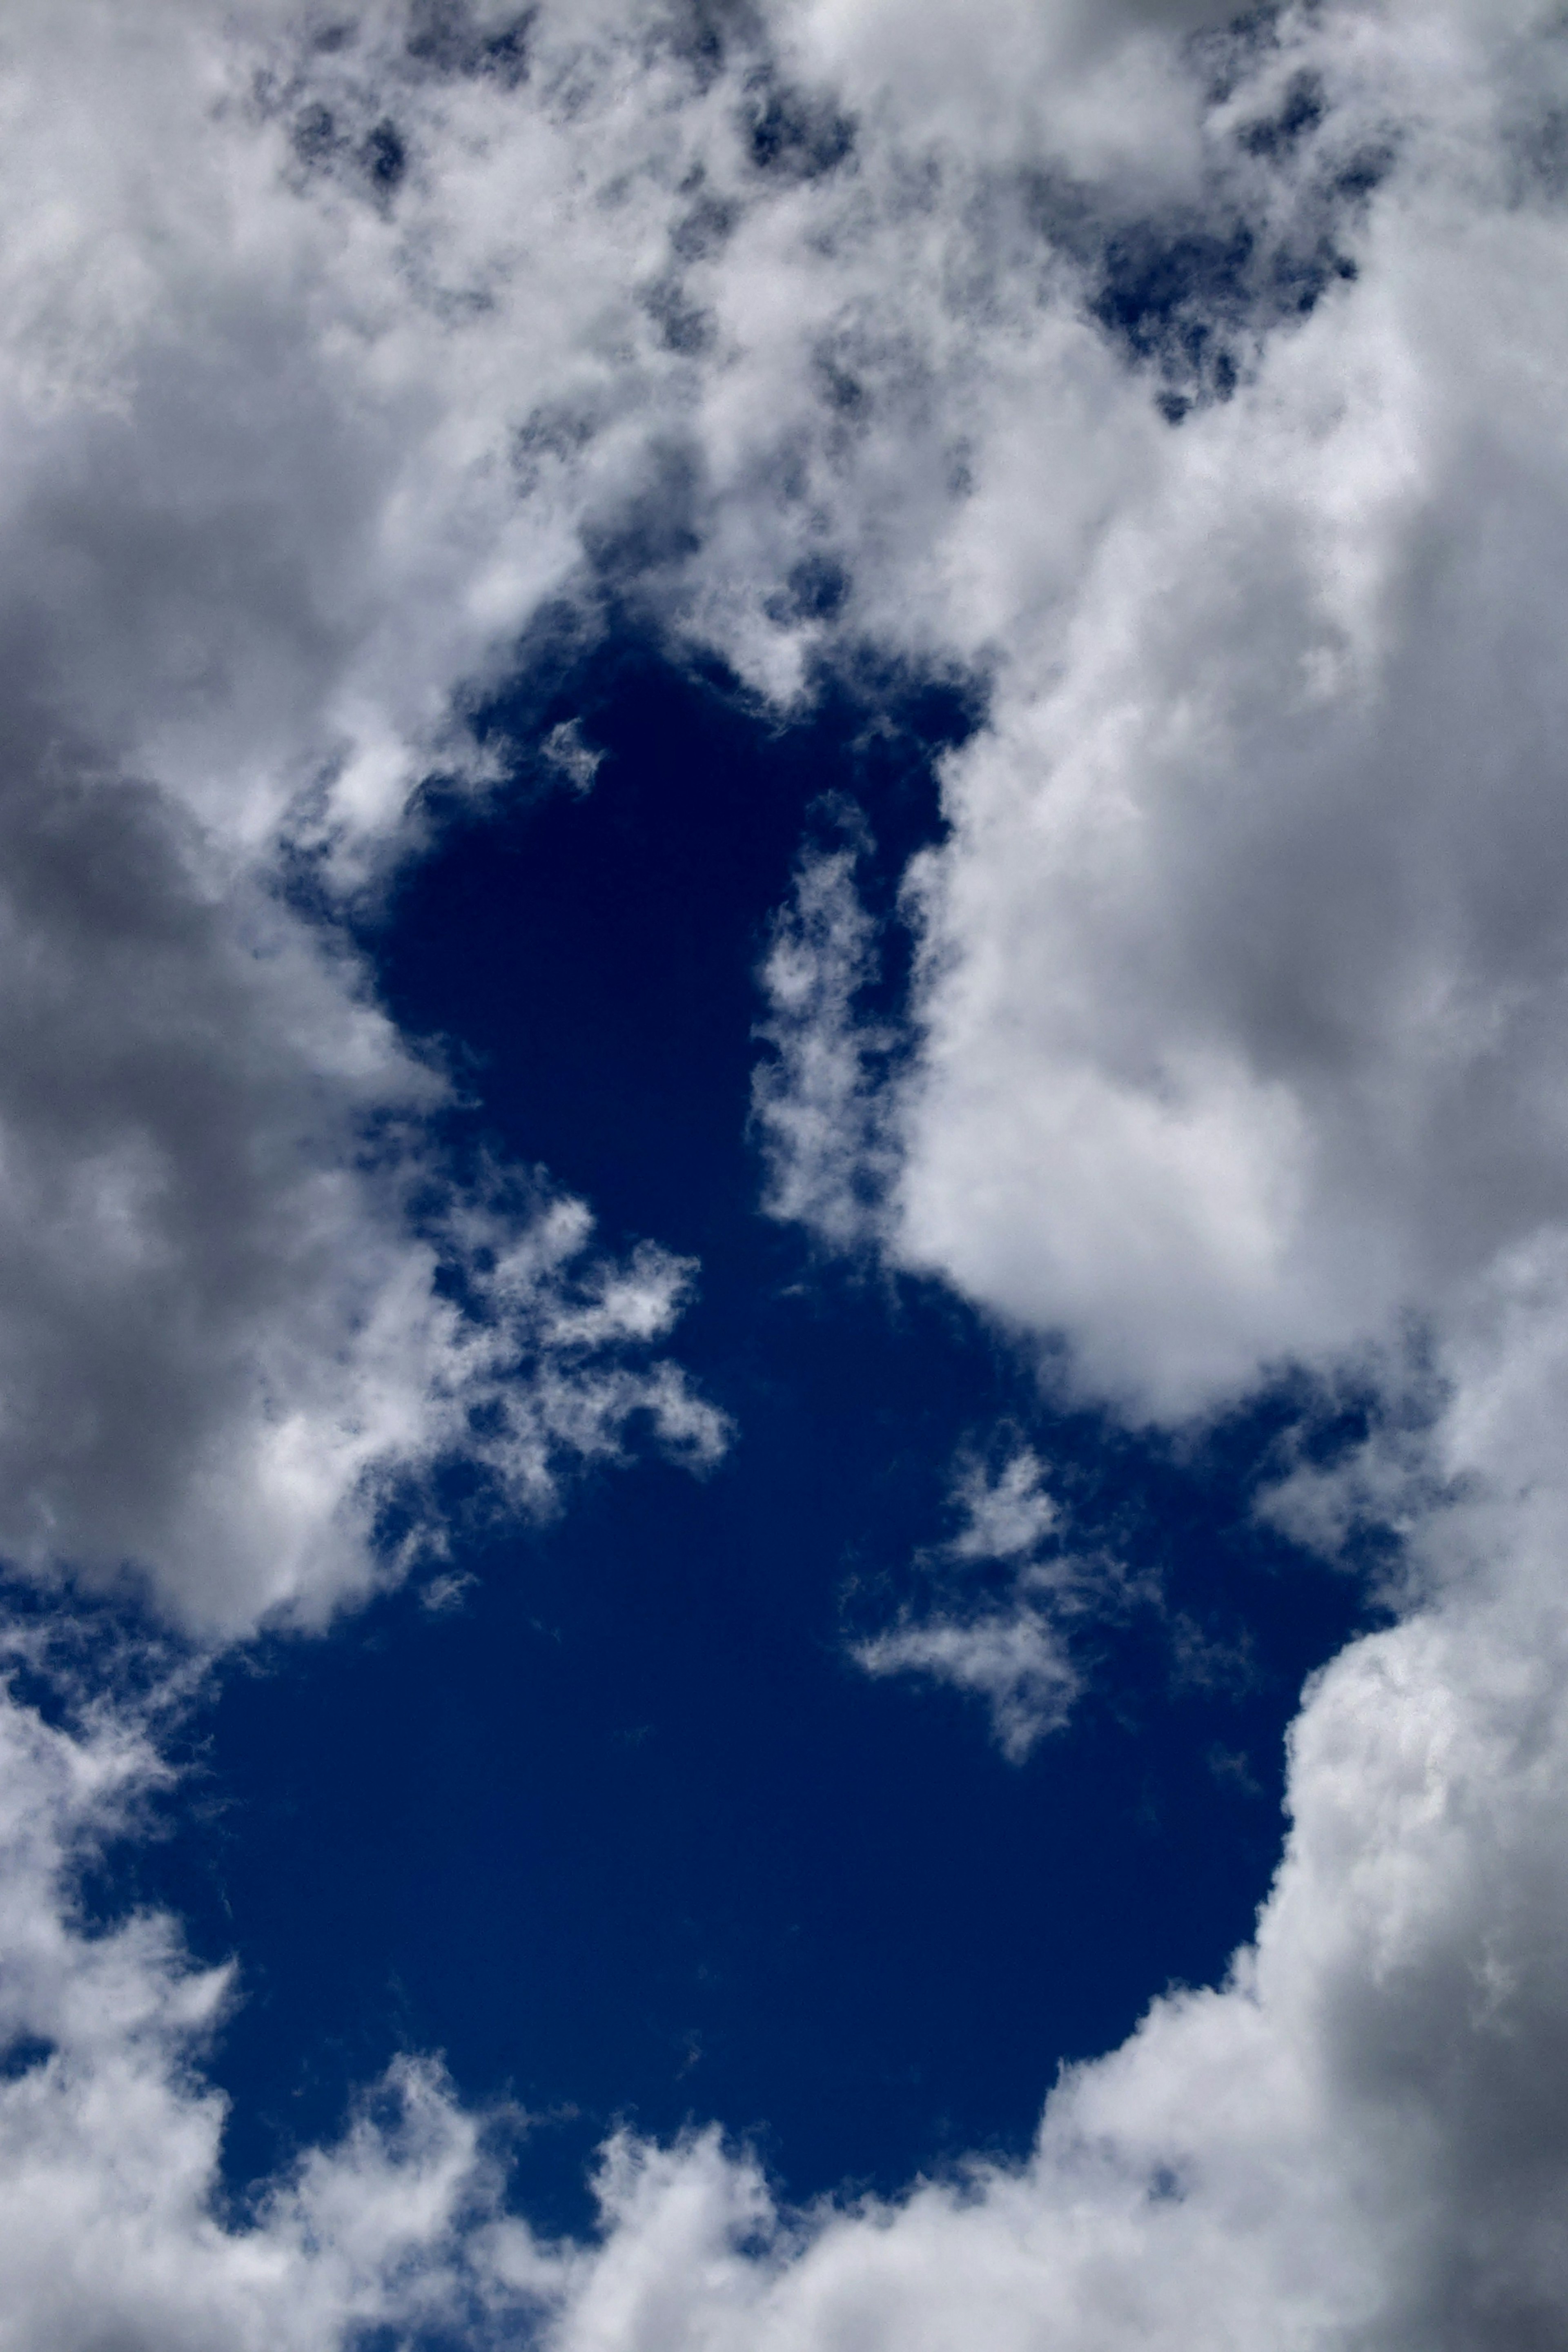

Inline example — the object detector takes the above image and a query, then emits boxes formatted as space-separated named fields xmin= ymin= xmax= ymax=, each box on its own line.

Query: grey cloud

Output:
xmin=0 ymin=743 xmax=724 ymax=1634
xmin=893 ymin=160 xmax=1568 ymax=1417
xmin=0 ymin=0 xmax=759 ymax=1634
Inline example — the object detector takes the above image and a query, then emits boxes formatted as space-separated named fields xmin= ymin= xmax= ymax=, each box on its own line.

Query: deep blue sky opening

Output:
xmin=101 ymin=640 xmax=1367 ymax=2238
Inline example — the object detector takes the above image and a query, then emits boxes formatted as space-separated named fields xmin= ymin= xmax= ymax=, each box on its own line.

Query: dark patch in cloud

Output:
xmin=290 ymin=99 xmax=341 ymax=171
xmin=670 ymin=182 xmax=741 ymax=263
xmin=1020 ymin=30 xmax=1392 ymax=420
xmin=583 ymin=442 xmax=705 ymax=590
xmin=360 ymin=116 xmax=408 ymax=194
xmin=0 ymin=2036 xmax=56 ymax=2083
xmin=510 ymin=401 xmax=600 ymax=497
xmin=1094 ymin=216 xmax=1259 ymax=403
xmin=290 ymin=98 xmax=410 ymax=207
xmin=742 ymin=74 xmax=856 ymax=183
xmin=405 ymin=0 xmax=535 ymax=87
xmin=1086 ymin=198 xmax=1367 ymax=414
xmin=643 ymin=278 xmax=717 ymax=356
xmin=658 ymin=0 xmax=755 ymax=94
xmin=766 ymin=554 xmax=851 ymax=626
xmin=1236 ymin=69 xmax=1325 ymax=159
xmin=813 ymin=348 xmax=868 ymax=420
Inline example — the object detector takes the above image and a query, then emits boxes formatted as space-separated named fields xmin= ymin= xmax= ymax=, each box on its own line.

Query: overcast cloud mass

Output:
xmin=4 ymin=0 xmax=1568 ymax=2342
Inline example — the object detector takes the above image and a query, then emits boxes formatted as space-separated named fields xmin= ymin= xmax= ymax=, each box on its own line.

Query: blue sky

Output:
xmin=6 ymin=4 xmax=1568 ymax=2347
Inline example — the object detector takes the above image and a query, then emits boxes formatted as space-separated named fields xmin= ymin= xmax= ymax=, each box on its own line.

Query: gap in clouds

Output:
xmin=92 ymin=642 xmax=1373 ymax=2243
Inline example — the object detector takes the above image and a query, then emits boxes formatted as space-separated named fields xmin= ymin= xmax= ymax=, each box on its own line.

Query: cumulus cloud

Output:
xmin=864 ymin=13 xmax=1568 ymax=1424
xmin=892 ymin=178 xmax=1568 ymax=1414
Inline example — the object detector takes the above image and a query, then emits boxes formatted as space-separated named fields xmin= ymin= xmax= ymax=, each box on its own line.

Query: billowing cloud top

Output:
xmin=4 ymin=0 xmax=1568 ymax=2345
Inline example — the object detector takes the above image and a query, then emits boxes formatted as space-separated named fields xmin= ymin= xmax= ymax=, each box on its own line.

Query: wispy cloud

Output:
xmin=752 ymin=807 xmax=900 ymax=1251
xmin=854 ymin=1603 xmax=1080 ymax=1764
xmin=851 ymin=1445 xmax=1105 ymax=1761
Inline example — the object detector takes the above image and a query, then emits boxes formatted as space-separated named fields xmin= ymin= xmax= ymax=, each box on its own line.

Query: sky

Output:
xmin=5 ymin=2 xmax=1568 ymax=2345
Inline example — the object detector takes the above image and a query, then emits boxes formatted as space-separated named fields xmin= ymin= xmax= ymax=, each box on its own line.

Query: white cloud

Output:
xmin=948 ymin=1445 xmax=1060 ymax=1561
xmin=778 ymin=0 xmax=1235 ymax=198
xmin=883 ymin=11 xmax=1568 ymax=1419
xmin=853 ymin=1604 xmax=1080 ymax=1762
xmin=752 ymin=812 xmax=897 ymax=1250
xmin=851 ymin=1444 xmax=1091 ymax=1759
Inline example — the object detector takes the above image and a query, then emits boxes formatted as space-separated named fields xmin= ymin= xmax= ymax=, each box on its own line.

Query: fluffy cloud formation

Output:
xmin=893 ymin=168 xmax=1568 ymax=1415
xmin=0 ymin=0 xmax=771 ymax=1636
xmin=7 ymin=0 xmax=1568 ymax=2346
xmin=720 ymin=0 xmax=1568 ymax=1423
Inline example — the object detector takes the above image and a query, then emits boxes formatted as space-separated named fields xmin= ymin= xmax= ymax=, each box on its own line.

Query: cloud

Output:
xmin=0 ymin=0 xmax=773 ymax=1636
xmin=947 ymin=1444 xmax=1061 ymax=1560
xmin=778 ymin=0 xmax=1239 ymax=200
xmin=0 ymin=728 xmax=724 ymax=1639
xmin=698 ymin=2 xmax=1568 ymax=1431
xmin=851 ymin=1444 xmax=1091 ymax=1760
xmin=541 ymin=719 xmax=604 ymax=795
xmin=873 ymin=8 xmax=1568 ymax=1421
xmin=752 ymin=809 xmax=898 ymax=1250
xmin=853 ymin=1604 xmax=1080 ymax=1762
